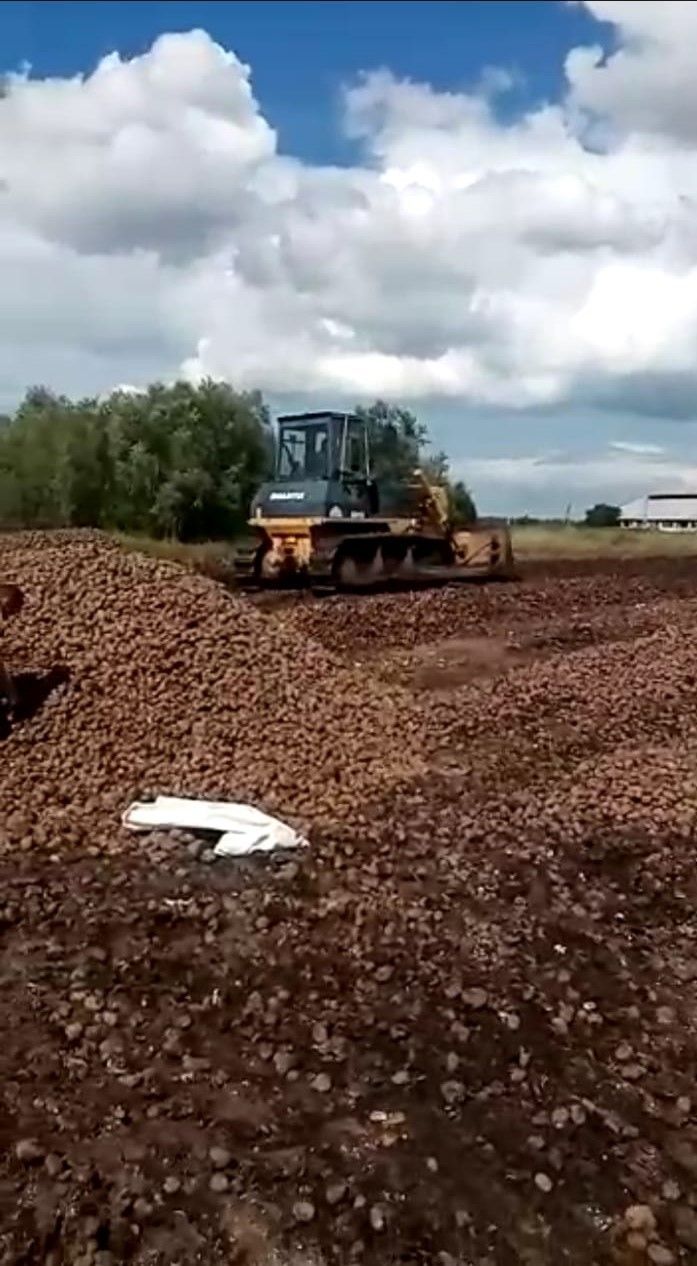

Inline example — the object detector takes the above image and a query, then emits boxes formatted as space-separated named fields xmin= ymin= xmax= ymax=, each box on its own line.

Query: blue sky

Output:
xmin=2 ymin=1 xmax=697 ymax=516
xmin=1 ymin=2 xmax=608 ymax=163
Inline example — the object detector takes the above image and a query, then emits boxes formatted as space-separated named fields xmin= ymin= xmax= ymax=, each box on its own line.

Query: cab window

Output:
xmin=345 ymin=422 xmax=365 ymax=475
xmin=278 ymin=423 xmax=329 ymax=480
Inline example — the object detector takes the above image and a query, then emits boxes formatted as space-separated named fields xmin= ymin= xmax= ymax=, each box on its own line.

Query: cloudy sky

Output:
xmin=3 ymin=0 xmax=697 ymax=514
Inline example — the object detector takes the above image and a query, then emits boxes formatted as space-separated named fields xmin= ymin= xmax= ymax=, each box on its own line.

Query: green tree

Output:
xmin=104 ymin=381 xmax=272 ymax=538
xmin=0 ymin=387 xmax=121 ymax=528
xmin=0 ymin=379 xmax=272 ymax=539
xmin=354 ymin=399 xmax=477 ymax=519
xmin=585 ymin=502 xmax=620 ymax=527
xmin=354 ymin=400 xmax=427 ymax=480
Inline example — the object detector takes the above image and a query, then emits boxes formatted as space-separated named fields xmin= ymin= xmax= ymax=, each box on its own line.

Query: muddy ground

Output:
xmin=3 ymin=538 xmax=697 ymax=1265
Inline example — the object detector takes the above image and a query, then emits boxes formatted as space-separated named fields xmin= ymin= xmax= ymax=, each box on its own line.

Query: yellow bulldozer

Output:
xmin=235 ymin=410 xmax=514 ymax=589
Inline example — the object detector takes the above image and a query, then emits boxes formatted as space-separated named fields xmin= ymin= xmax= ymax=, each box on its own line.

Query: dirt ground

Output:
xmin=3 ymin=537 xmax=697 ymax=1265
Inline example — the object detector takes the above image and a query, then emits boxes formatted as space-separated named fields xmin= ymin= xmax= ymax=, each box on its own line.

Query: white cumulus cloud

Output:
xmin=2 ymin=6 xmax=697 ymax=423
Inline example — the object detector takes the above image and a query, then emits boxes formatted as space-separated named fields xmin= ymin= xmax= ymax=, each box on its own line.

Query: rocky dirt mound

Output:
xmin=425 ymin=612 xmax=697 ymax=796
xmin=4 ymin=540 xmax=697 ymax=1266
xmin=275 ymin=560 xmax=697 ymax=660
xmin=0 ymin=531 xmax=422 ymax=850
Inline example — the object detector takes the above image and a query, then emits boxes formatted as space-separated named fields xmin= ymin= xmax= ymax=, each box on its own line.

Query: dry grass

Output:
xmin=511 ymin=524 xmax=697 ymax=559
xmin=114 ymin=533 xmax=238 ymax=584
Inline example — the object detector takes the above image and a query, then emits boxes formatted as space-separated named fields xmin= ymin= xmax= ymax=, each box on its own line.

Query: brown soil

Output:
xmin=2 ymin=535 xmax=697 ymax=1265
xmin=401 ymin=636 xmax=522 ymax=692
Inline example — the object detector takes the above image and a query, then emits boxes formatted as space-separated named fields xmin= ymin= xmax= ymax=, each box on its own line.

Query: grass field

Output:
xmin=115 ymin=533 xmax=237 ymax=582
xmin=511 ymin=524 xmax=697 ymax=558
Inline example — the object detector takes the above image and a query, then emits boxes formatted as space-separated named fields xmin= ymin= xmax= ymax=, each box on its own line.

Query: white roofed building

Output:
xmin=619 ymin=493 xmax=697 ymax=531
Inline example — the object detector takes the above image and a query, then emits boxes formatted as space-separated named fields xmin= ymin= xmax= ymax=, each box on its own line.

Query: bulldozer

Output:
xmin=0 ymin=582 xmax=24 ymax=715
xmin=234 ymin=410 xmax=514 ymax=590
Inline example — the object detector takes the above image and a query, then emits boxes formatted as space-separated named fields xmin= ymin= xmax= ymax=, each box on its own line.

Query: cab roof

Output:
xmin=277 ymin=411 xmax=360 ymax=425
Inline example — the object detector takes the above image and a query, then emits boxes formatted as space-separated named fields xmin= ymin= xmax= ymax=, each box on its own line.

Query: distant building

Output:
xmin=619 ymin=493 xmax=697 ymax=531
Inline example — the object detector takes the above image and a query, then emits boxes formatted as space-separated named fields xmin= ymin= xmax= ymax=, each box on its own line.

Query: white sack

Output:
xmin=122 ymin=795 xmax=307 ymax=857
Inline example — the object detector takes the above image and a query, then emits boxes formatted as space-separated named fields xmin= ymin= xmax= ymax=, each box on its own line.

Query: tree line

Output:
xmin=0 ymin=384 xmax=476 ymax=539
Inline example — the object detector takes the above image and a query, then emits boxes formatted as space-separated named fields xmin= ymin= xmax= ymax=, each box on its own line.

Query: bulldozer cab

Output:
xmin=276 ymin=412 xmax=369 ymax=484
xmin=249 ymin=412 xmax=373 ymax=522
